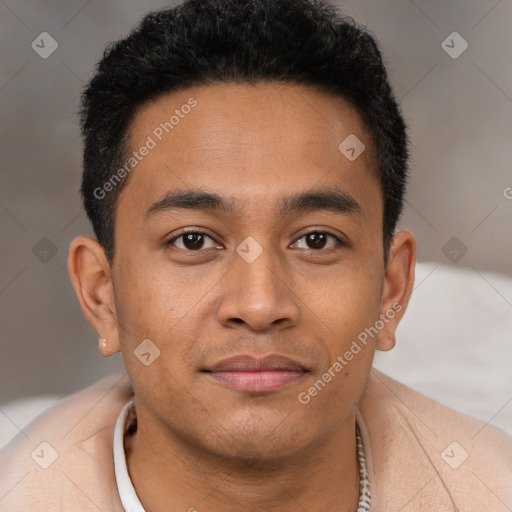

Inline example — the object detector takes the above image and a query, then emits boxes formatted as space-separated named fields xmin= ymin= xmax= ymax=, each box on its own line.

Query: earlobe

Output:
xmin=376 ymin=230 xmax=416 ymax=352
xmin=67 ymin=236 xmax=121 ymax=357
xmin=98 ymin=337 xmax=117 ymax=358
xmin=377 ymin=331 xmax=396 ymax=352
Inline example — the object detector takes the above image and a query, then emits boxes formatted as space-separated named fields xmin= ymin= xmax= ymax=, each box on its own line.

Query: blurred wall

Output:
xmin=1 ymin=0 xmax=511 ymax=402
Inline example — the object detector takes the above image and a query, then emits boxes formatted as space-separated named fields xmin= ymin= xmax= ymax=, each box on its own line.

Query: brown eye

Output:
xmin=306 ymin=232 xmax=327 ymax=249
xmin=167 ymin=231 xmax=219 ymax=251
xmin=293 ymin=231 xmax=342 ymax=251
xmin=182 ymin=233 xmax=205 ymax=250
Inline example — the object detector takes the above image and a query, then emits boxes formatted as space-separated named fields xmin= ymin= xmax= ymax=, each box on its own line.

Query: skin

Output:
xmin=68 ymin=82 xmax=416 ymax=512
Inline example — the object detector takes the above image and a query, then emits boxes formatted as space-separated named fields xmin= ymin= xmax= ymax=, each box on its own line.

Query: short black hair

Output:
xmin=80 ymin=0 xmax=410 ymax=266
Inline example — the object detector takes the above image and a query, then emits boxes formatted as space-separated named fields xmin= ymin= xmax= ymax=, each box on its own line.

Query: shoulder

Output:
xmin=0 ymin=372 xmax=133 ymax=511
xmin=360 ymin=368 xmax=512 ymax=510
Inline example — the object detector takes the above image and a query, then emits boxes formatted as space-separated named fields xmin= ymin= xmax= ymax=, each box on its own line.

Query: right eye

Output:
xmin=166 ymin=231 xmax=222 ymax=252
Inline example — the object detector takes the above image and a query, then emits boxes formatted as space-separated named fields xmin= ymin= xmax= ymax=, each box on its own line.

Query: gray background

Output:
xmin=1 ymin=0 xmax=511 ymax=403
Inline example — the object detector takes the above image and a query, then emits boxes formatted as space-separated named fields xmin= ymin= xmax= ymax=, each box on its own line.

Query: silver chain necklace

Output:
xmin=355 ymin=422 xmax=372 ymax=511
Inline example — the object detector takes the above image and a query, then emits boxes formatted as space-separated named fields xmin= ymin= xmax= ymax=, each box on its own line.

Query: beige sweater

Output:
xmin=0 ymin=368 xmax=510 ymax=511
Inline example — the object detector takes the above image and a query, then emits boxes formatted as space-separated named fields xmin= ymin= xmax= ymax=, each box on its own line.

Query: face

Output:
xmin=76 ymin=82 xmax=411 ymax=461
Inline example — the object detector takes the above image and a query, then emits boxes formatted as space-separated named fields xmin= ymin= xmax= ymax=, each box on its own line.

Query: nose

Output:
xmin=216 ymin=245 xmax=300 ymax=332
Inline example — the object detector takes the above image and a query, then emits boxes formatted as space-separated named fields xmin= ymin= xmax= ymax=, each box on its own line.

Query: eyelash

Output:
xmin=166 ymin=229 xmax=344 ymax=252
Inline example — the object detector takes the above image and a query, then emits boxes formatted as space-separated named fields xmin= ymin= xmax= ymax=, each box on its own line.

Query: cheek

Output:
xmin=301 ymin=264 xmax=381 ymax=332
xmin=114 ymin=250 xmax=182 ymax=327
xmin=112 ymin=255 xmax=214 ymax=369
xmin=303 ymin=276 xmax=382 ymax=389
xmin=296 ymin=280 xmax=379 ymax=418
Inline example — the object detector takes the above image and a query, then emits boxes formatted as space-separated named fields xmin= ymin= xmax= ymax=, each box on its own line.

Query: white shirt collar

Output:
xmin=113 ymin=400 xmax=146 ymax=512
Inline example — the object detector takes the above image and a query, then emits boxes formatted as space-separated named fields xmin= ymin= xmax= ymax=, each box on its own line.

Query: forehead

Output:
xmin=117 ymin=82 xmax=381 ymax=221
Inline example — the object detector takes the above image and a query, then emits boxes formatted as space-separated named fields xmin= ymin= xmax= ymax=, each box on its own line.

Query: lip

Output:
xmin=202 ymin=354 xmax=309 ymax=393
xmin=206 ymin=354 xmax=309 ymax=372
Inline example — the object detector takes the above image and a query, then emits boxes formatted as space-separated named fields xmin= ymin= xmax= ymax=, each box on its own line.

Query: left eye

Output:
xmin=292 ymin=231 xmax=341 ymax=251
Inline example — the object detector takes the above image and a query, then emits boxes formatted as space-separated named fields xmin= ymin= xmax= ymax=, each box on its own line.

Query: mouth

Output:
xmin=201 ymin=354 xmax=310 ymax=393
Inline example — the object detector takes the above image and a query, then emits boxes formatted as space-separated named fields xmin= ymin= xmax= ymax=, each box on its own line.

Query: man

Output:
xmin=0 ymin=0 xmax=510 ymax=510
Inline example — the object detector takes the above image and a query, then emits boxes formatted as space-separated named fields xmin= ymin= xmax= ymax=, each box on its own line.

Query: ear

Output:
xmin=67 ymin=236 xmax=120 ymax=357
xmin=376 ymin=230 xmax=416 ymax=352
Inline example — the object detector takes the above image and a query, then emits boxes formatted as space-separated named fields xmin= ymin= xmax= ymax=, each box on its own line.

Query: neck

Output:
xmin=125 ymin=408 xmax=361 ymax=512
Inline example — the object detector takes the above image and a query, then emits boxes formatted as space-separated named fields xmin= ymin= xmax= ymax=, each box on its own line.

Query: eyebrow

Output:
xmin=143 ymin=187 xmax=363 ymax=221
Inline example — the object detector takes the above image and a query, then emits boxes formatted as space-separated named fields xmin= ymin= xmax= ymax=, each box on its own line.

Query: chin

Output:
xmin=208 ymin=417 xmax=309 ymax=463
